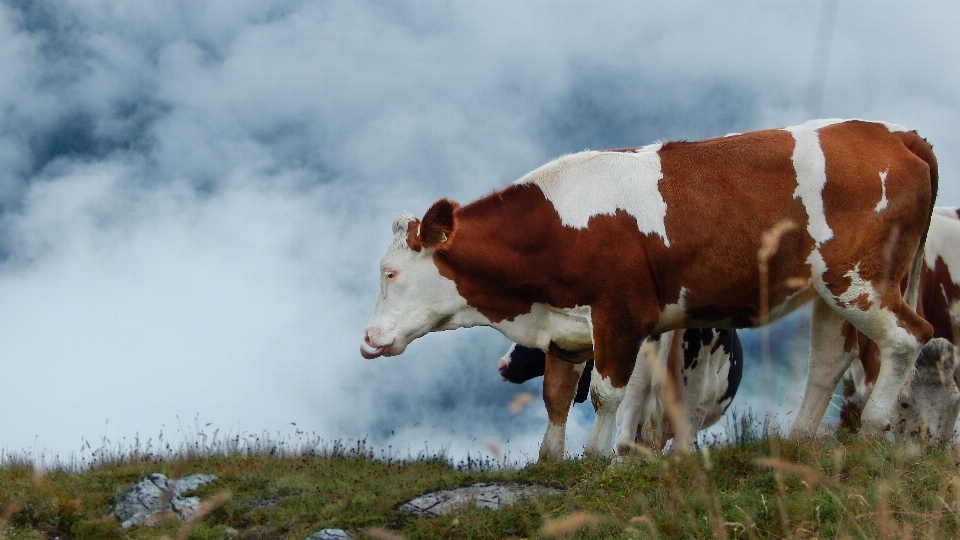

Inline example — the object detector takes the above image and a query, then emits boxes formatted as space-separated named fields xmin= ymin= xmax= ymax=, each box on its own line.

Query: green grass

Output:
xmin=3 ymin=427 xmax=960 ymax=539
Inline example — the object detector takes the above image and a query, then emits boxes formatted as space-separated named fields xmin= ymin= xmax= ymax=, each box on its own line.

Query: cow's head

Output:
xmin=361 ymin=199 xmax=465 ymax=359
xmin=498 ymin=343 xmax=547 ymax=383
xmin=893 ymin=338 xmax=960 ymax=444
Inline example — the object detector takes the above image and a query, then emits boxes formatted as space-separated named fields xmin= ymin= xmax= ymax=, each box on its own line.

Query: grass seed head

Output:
xmin=754 ymin=457 xmax=832 ymax=491
xmin=540 ymin=511 xmax=604 ymax=537
xmin=508 ymin=392 xmax=535 ymax=414
xmin=363 ymin=527 xmax=407 ymax=540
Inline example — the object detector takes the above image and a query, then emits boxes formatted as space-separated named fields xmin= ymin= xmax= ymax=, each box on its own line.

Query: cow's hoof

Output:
xmin=859 ymin=417 xmax=891 ymax=439
xmin=537 ymin=451 xmax=562 ymax=463
xmin=613 ymin=441 xmax=644 ymax=456
xmin=582 ymin=446 xmax=612 ymax=459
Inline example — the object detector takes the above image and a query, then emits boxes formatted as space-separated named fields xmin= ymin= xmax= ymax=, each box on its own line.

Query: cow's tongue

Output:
xmin=360 ymin=343 xmax=385 ymax=359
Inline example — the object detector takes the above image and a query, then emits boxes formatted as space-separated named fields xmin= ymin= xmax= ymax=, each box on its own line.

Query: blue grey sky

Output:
xmin=1 ymin=0 xmax=958 ymax=463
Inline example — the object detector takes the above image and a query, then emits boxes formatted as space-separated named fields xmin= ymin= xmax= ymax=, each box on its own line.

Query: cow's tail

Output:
xmin=904 ymin=234 xmax=924 ymax=312
xmin=899 ymin=130 xmax=939 ymax=312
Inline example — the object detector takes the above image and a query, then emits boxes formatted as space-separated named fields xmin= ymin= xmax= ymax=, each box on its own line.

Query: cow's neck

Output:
xmin=436 ymin=184 xmax=580 ymax=322
xmin=430 ymin=185 xmax=597 ymax=353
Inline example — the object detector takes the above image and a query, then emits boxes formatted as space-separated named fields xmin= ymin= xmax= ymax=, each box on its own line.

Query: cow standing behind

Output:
xmin=499 ymin=329 xmax=742 ymax=461
xmin=362 ymin=119 xmax=937 ymax=456
xmin=841 ymin=208 xmax=960 ymax=443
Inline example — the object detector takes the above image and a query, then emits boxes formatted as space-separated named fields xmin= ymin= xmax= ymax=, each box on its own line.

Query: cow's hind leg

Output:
xmin=856 ymin=300 xmax=931 ymax=437
xmin=539 ymin=354 xmax=585 ymax=462
xmin=789 ymin=296 xmax=856 ymax=438
xmin=797 ymin=278 xmax=932 ymax=439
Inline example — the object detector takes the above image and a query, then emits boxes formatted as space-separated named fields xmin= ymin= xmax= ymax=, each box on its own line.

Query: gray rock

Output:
xmin=114 ymin=473 xmax=219 ymax=529
xmin=397 ymin=482 xmax=562 ymax=517
xmin=305 ymin=529 xmax=351 ymax=540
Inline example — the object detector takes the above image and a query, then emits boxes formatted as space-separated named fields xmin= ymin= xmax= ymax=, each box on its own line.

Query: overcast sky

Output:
xmin=1 ymin=0 xmax=958 ymax=465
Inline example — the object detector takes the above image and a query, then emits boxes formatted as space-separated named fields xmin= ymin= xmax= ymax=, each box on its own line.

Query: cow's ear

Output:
xmin=420 ymin=198 xmax=459 ymax=248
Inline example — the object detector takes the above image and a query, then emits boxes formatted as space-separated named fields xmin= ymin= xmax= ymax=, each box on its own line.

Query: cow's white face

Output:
xmin=361 ymin=212 xmax=469 ymax=359
xmin=893 ymin=338 xmax=960 ymax=444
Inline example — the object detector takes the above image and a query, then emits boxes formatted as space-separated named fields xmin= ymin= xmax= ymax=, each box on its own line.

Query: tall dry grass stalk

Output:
xmin=757 ymin=218 xmax=799 ymax=330
xmin=952 ymin=475 xmax=960 ymax=516
xmin=950 ymin=300 xmax=960 ymax=347
xmin=876 ymin=482 xmax=895 ymax=539
xmin=539 ymin=511 xmax=604 ymax=537
xmin=507 ymin=392 xmax=535 ymax=414
xmin=363 ymin=527 xmax=407 ymax=540
xmin=755 ymin=457 xmax=833 ymax=492
xmin=641 ymin=332 xmax=693 ymax=452
xmin=756 ymin=219 xmax=798 ymax=460
xmin=624 ymin=515 xmax=660 ymax=538
xmin=616 ymin=441 xmax=659 ymax=463
xmin=159 ymin=490 xmax=232 ymax=540
xmin=0 ymin=500 xmax=25 ymax=536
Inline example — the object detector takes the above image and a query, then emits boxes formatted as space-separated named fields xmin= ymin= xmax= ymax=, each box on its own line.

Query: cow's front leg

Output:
xmin=584 ymin=368 xmax=625 ymax=457
xmin=539 ymin=354 xmax=585 ymax=462
xmin=583 ymin=312 xmax=643 ymax=458
xmin=613 ymin=338 xmax=660 ymax=455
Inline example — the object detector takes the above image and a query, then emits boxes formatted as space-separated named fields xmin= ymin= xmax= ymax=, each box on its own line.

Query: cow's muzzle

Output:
xmin=361 ymin=329 xmax=392 ymax=359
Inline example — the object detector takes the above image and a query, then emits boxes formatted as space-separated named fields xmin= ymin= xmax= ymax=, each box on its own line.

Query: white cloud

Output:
xmin=1 ymin=0 xmax=958 ymax=463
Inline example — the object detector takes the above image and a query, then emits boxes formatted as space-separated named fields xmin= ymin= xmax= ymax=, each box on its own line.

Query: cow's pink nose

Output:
xmin=361 ymin=329 xmax=389 ymax=359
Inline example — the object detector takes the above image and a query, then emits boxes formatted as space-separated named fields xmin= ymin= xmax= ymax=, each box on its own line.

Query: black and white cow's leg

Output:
xmin=613 ymin=337 xmax=661 ymax=455
xmin=539 ymin=354 xmax=586 ymax=462
xmin=789 ymin=296 xmax=856 ymax=438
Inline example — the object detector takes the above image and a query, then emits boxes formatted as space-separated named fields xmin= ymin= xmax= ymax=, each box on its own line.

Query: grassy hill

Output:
xmin=3 ymin=421 xmax=960 ymax=540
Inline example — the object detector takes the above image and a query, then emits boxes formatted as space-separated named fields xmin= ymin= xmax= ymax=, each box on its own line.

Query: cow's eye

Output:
xmin=384 ymin=269 xmax=398 ymax=281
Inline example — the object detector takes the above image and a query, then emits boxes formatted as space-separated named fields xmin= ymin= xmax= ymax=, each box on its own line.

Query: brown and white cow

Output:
xmin=840 ymin=208 xmax=960 ymax=443
xmin=498 ymin=329 xmax=742 ymax=461
xmin=362 ymin=119 xmax=937 ymax=456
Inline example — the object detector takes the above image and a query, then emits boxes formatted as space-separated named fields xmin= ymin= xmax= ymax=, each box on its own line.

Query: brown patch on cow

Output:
xmin=920 ymin=256 xmax=960 ymax=342
xmin=842 ymin=292 xmax=874 ymax=312
xmin=838 ymin=397 xmax=862 ymax=433
xmin=543 ymin=354 xmax=583 ymax=424
xmin=860 ymin=340 xmax=881 ymax=385
xmin=405 ymin=220 xmax=423 ymax=252
xmin=432 ymin=185 xmax=562 ymax=324
xmin=841 ymin=321 xmax=859 ymax=353
xmin=655 ymin=129 xmax=815 ymax=326
xmin=841 ymin=375 xmax=856 ymax=400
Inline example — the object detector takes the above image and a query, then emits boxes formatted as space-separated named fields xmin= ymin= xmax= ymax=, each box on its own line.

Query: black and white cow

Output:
xmin=498 ymin=329 xmax=742 ymax=461
xmin=893 ymin=338 xmax=960 ymax=443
